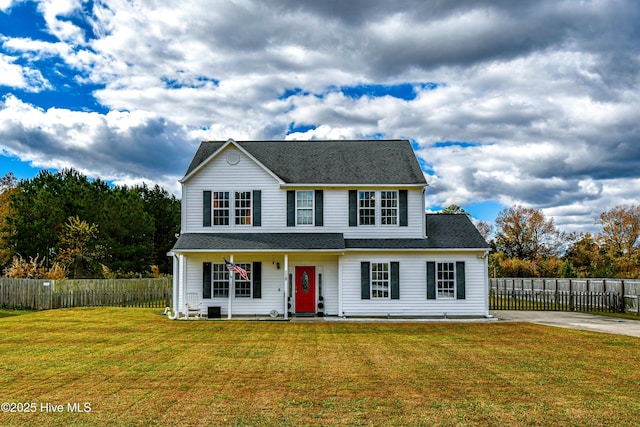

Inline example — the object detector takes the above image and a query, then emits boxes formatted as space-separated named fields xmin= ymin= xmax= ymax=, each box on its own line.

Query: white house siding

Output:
xmin=182 ymin=146 xmax=427 ymax=236
xmin=180 ymin=252 xmax=340 ymax=317
xmin=182 ymin=146 xmax=283 ymax=233
xmin=340 ymin=251 xmax=488 ymax=317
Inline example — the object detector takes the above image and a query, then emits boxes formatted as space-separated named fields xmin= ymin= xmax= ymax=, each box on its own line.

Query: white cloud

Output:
xmin=0 ymin=0 xmax=639 ymax=233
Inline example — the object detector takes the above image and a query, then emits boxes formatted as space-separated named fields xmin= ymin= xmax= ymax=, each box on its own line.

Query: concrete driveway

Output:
xmin=493 ymin=310 xmax=640 ymax=338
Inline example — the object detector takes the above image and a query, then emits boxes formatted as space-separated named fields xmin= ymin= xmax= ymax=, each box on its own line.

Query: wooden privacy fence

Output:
xmin=0 ymin=278 xmax=172 ymax=310
xmin=490 ymin=278 xmax=640 ymax=314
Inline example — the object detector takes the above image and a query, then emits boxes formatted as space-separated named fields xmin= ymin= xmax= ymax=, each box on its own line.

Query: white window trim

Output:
xmin=234 ymin=262 xmax=252 ymax=298
xmin=358 ymin=190 xmax=377 ymax=226
xmin=436 ymin=261 xmax=456 ymax=299
xmin=380 ymin=190 xmax=399 ymax=226
xmin=370 ymin=262 xmax=390 ymax=299
xmin=295 ymin=190 xmax=315 ymax=226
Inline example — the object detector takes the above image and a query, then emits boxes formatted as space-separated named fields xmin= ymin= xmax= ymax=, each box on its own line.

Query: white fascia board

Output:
xmin=280 ymin=183 xmax=427 ymax=189
xmin=171 ymin=249 xmax=346 ymax=254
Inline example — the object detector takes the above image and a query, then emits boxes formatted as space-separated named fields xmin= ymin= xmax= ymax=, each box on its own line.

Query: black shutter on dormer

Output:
xmin=203 ymin=191 xmax=211 ymax=227
xmin=253 ymin=190 xmax=261 ymax=226
xmin=287 ymin=190 xmax=295 ymax=226
xmin=349 ymin=190 xmax=357 ymax=226
xmin=399 ymin=190 xmax=408 ymax=226
xmin=315 ymin=190 xmax=323 ymax=226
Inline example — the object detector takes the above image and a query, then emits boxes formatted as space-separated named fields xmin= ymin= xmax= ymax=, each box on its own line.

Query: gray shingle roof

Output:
xmin=345 ymin=214 xmax=489 ymax=250
xmin=425 ymin=214 xmax=490 ymax=249
xmin=184 ymin=139 xmax=427 ymax=185
xmin=173 ymin=233 xmax=346 ymax=251
xmin=171 ymin=215 xmax=488 ymax=252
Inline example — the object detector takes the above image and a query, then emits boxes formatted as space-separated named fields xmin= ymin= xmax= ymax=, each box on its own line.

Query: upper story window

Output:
xmin=213 ymin=192 xmax=230 ymax=225
xmin=287 ymin=190 xmax=323 ymax=227
xmin=380 ymin=191 xmax=398 ymax=225
xmin=235 ymin=191 xmax=252 ymax=225
xmin=296 ymin=191 xmax=314 ymax=225
xmin=358 ymin=191 xmax=376 ymax=225
xmin=353 ymin=190 xmax=400 ymax=226
xmin=204 ymin=190 xmax=259 ymax=227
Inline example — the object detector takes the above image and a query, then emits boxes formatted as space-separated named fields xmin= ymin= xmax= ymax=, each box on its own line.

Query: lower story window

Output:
xmin=437 ymin=262 xmax=455 ymax=298
xmin=234 ymin=263 xmax=252 ymax=298
xmin=371 ymin=262 xmax=389 ymax=298
xmin=212 ymin=263 xmax=229 ymax=297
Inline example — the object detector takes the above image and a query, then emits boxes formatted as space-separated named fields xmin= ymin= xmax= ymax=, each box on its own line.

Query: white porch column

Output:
xmin=172 ymin=254 xmax=179 ymax=317
xmin=227 ymin=255 xmax=233 ymax=319
xmin=283 ymin=254 xmax=289 ymax=320
xmin=179 ymin=254 xmax=185 ymax=316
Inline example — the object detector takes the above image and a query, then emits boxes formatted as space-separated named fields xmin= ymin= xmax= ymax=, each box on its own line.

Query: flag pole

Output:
xmin=227 ymin=255 xmax=233 ymax=319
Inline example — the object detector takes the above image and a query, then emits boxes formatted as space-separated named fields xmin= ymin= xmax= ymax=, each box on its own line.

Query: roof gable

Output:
xmin=183 ymin=139 xmax=427 ymax=185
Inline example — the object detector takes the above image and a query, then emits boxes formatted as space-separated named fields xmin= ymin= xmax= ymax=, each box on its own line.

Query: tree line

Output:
xmin=0 ymin=170 xmax=180 ymax=279
xmin=449 ymin=204 xmax=640 ymax=279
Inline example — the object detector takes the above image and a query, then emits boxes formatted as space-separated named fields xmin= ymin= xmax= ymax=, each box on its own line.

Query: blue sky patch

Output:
xmin=286 ymin=123 xmax=316 ymax=134
xmin=433 ymin=141 xmax=483 ymax=148
xmin=0 ymin=2 xmax=57 ymax=42
xmin=339 ymin=82 xmax=438 ymax=101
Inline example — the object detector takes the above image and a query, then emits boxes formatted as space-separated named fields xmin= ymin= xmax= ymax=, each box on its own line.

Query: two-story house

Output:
xmin=168 ymin=139 xmax=490 ymax=319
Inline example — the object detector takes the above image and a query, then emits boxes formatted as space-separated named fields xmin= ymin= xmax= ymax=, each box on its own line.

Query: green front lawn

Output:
xmin=1 ymin=308 xmax=639 ymax=426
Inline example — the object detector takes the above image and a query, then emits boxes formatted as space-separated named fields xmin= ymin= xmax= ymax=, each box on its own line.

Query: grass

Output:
xmin=0 ymin=309 xmax=639 ymax=426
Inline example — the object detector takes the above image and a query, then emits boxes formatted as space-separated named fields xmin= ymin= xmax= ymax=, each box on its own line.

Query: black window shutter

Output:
xmin=203 ymin=191 xmax=211 ymax=227
xmin=287 ymin=190 xmax=295 ymax=227
xmin=253 ymin=262 xmax=262 ymax=299
xmin=399 ymin=190 xmax=408 ymax=226
xmin=391 ymin=261 xmax=400 ymax=299
xmin=203 ymin=262 xmax=212 ymax=299
xmin=456 ymin=262 xmax=466 ymax=300
xmin=349 ymin=190 xmax=357 ymax=226
xmin=315 ymin=190 xmax=323 ymax=226
xmin=253 ymin=190 xmax=261 ymax=226
xmin=426 ymin=262 xmax=436 ymax=299
xmin=361 ymin=262 xmax=370 ymax=299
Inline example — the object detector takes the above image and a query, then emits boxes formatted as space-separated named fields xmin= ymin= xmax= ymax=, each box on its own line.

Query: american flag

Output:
xmin=224 ymin=258 xmax=249 ymax=281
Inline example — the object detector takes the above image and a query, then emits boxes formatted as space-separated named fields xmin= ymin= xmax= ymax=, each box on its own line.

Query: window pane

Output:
xmin=212 ymin=263 xmax=229 ymax=297
xmin=359 ymin=191 xmax=376 ymax=225
xmin=371 ymin=262 xmax=389 ymax=298
xmin=437 ymin=262 xmax=455 ymax=298
xmin=296 ymin=191 xmax=314 ymax=225
xmin=235 ymin=192 xmax=252 ymax=225
xmin=213 ymin=192 xmax=230 ymax=225
xmin=380 ymin=191 xmax=398 ymax=225
xmin=234 ymin=263 xmax=252 ymax=297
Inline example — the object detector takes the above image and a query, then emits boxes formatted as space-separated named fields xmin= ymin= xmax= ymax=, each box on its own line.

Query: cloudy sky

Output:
xmin=1 ymin=0 xmax=639 ymax=233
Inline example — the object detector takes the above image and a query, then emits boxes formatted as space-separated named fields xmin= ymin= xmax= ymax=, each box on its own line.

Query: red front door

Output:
xmin=295 ymin=266 xmax=316 ymax=313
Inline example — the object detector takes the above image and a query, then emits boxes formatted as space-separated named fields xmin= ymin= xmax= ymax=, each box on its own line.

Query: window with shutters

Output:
xmin=204 ymin=190 xmax=258 ymax=227
xmin=437 ymin=262 xmax=456 ymax=298
xmin=371 ymin=262 xmax=389 ymax=298
xmin=296 ymin=191 xmax=314 ymax=225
